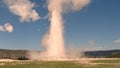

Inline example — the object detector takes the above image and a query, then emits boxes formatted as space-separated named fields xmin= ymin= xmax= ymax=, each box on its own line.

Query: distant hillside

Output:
xmin=0 ymin=49 xmax=120 ymax=60
xmin=84 ymin=50 xmax=120 ymax=58
xmin=0 ymin=49 xmax=28 ymax=60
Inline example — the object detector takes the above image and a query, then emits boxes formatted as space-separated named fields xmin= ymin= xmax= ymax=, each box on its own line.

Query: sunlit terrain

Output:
xmin=0 ymin=58 xmax=120 ymax=68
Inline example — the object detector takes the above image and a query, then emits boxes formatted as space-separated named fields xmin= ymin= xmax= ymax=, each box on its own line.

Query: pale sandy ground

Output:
xmin=0 ymin=59 xmax=18 ymax=62
xmin=0 ymin=58 xmax=119 ymax=62
xmin=85 ymin=58 xmax=120 ymax=60
xmin=77 ymin=58 xmax=120 ymax=64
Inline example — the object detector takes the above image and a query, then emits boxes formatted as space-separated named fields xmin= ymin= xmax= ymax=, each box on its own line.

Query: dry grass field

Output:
xmin=0 ymin=58 xmax=120 ymax=68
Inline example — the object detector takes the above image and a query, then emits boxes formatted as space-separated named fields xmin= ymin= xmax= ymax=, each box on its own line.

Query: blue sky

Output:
xmin=0 ymin=0 xmax=120 ymax=50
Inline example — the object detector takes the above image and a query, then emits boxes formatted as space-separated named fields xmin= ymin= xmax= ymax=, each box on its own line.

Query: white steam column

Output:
xmin=47 ymin=10 xmax=65 ymax=58
xmin=46 ymin=0 xmax=65 ymax=58
xmin=41 ymin=0 xmax=90 ymax=60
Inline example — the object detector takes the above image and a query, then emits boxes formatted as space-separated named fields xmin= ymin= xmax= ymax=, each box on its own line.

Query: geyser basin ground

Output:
xmin=0 ymin=58 xmax=120 ymax=68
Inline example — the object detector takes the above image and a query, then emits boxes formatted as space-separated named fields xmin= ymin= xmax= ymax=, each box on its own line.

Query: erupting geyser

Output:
xmin=44 ymin=0 xmax=65 ymax=58
xmin=29 ymin=0 xmax=91 ymax=60
xmin=46 ymin=11 xmax=65 ymax=58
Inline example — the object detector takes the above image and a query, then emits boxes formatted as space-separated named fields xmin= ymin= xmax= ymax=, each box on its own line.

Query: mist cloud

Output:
xmin=0 ymin=25 xmax=4 ymax=32
xmin=0 ymin=23 xmax=13 ymax=32
xmin=4 ymin=0 xmax=40 ymax=22
xmin=48 ymin=0 xmax=90 ymax=15
xmin=114 ymin=39 xmax=120 ymax=44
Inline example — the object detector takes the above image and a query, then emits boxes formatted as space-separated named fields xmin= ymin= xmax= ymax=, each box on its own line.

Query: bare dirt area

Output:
xmin=0 ymin=59 xmax=18 ymax=62
xmin=75 ymin=58 xmax=120 ymax=64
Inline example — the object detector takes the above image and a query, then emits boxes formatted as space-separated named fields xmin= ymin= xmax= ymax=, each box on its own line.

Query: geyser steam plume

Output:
xmin=30 ymin=0 xmax=91 ymax=60
xmin=45 ymin=0 xmax=65 ymax=58
xmin=42 ymin=0 xmax=90 ymax=58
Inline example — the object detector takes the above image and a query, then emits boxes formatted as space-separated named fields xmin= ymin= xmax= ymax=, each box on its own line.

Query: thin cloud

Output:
xmin=0 ymin=23 xmax=13 ymax=32
xmin=114 ymin=39 xmax=120 ymax=44
xmin=4 ymin=0 xmax=40 ymax=22
xmin=0 ymin=25 xmax=4 ymax=31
